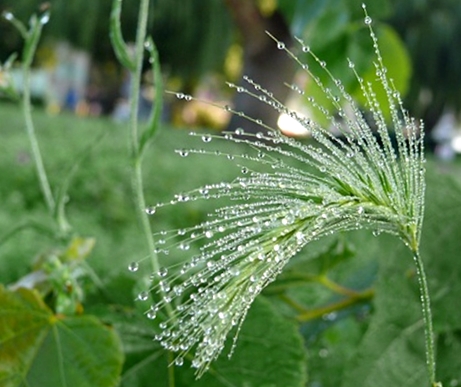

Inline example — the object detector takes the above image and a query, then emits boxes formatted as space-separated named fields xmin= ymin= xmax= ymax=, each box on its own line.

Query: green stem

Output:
xmin=129 ymin=0 xmax=160 ymax=274
xmin=413 ymin=250 xmax=440 ymax=387
xmin=168 ymin=352 xmax=176 ymax=387
xmin=317 ymin=275 xmax=361 ymax=297
xmin=295 ymin=287 xmax=374 ymax=322
xmin=22 ymin=23 xmax=55 ymax=215
xmin=128 ymin=0 xmax=174 ymax=321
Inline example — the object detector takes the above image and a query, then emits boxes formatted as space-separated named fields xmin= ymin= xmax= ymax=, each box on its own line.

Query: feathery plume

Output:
xmin=131 ymin=6 xmax=425 ymax=377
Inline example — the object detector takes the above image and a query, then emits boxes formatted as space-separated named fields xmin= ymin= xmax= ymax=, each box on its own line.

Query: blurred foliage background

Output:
xmin=1 ymin=0 xmax=460 ymax=132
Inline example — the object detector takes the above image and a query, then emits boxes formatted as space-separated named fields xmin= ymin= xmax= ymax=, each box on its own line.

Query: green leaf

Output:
xmin=185 ymin=296 xmax=306 ymax=387
xmin=437 ymin=331 xmax=461 ymax=386
xmin=293 ymin=237 xmax=355 ymax=276
xmin=0 ymin=286 xmax=123 ymax=387
xmin=304 ymin=315 xmax=368 ymax=387
xmin=120 ymin=297 xmax=307 ymax=387
xmin=109 ymin=0 xmax=135 ymax=71
xmin=420 ymin=173 xmax=461 ymax=332
xmin=341 ymin=237 xmax=428 ymax=387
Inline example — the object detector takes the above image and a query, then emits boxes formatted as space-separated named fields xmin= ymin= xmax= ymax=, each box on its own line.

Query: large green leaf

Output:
xmin=0 ymin=286 xmax=123 ymax=387
xmin=119 ymin=296 xmax=307 ymax=387
xmin=341 ymin=167 xmax=461 ymax=387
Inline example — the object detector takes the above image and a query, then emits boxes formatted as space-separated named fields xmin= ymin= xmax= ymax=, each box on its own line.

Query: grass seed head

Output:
xmin=134 ymin=10 xmax=425 ymax=376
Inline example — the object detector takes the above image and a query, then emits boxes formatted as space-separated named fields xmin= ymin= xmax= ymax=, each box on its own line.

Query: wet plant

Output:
xmin=127 ymin=5 xmax=440 ymax=387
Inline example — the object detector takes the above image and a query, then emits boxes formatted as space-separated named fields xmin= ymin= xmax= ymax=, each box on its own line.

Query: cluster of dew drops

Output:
xmin=126 ymin=0 xmax=379 ymax=304
xmin=124 ymin=4 xmax=381 ymax=368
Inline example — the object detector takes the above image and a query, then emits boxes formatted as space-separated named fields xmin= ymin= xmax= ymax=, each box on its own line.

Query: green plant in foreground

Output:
xmin=127 ymin=6 xmax=440 ymax=387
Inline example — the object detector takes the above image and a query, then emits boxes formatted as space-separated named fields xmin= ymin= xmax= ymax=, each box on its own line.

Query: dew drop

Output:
xmin=179 ymin=242 xmax=190 ymax=251
xmin=277 ymin=42 xmax=286 ymax=50
xmin=3 ymin=12 xmax=13 ymax=20
xmin=364 ymin=16 xmax=372 ymax=25
xmin=40 ymin=12 xmax=50 ymax=25
xmin=218 ymin=311 xmax=227 ymax=320
xmin=176 ymin=92 xmax=185 ymax=99
xmin=229 ymin=267 xmax=240 ymax=276
xmin=302 ymin=45 xmax=310 ymax=53
xmin=241 ymin=167 xmax=248 ymax=174
xmin=205 ymin=230 xmax=214 ymax=238
xmin=147 ymin=310 xmax=157 ymax=319
xmin=158 ymin=267 xmax=168 ymax=277
xmin=202 ymin=134 xmax=212 ymax=143
xmin=177 ymin=149 xmax=189 ymax=157
xmin=160 ymin=280 xmax=171 ymax=292
xmin=138 ymin=291 xmax=149 ymax=301
xmin=145 ymin=206 xmax=156 ymax=215
xmin=175 ymin=357 xmax=184 ymax=366
xmin=207 ymin=261 xmax=215 ymax=269
xmin=173 ymin=285 xmax=184 ymax=296
xmin=235 ymin=128 xmax=244 ymax=135
xmin=128 ymin=262 xmax=139 ymax=272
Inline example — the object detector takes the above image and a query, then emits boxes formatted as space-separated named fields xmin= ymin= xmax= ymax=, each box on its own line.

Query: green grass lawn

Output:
xmin=0 ymin=102 xmax=243 ymax=283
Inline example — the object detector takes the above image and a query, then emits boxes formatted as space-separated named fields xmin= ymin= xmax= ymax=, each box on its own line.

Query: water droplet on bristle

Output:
xmin=138 ymin=291 xmax=149 ymax=301
xmin=364 ymin=16 xmax=372 ymax=25
xmin=40 ymin=12 xmax=50 ymax=25
xmin=158 ymin=267 xmax=168 ymax=277
xmin=3 ymin=11 xmax=13 ymax=20
xmin=202 ymin=134 xmax=212 ymax=143
xmin=145 ymin=206 xmax=156 ymax=215
xmin=147 ymin=310 xmax=157 ymax=319
xmin=277 ymin=42 xmax=285 ymax=50
xmin=128 ymin=262 xmax=139 ymax=272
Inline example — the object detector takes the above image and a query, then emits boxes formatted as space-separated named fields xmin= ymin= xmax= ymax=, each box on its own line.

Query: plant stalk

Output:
xmin=22 ymin=24 xmax=55 ymax=215
xmin=129 ymin=0 xmax=160 ymax=274
xmin=413 ymin=250 xmax=441 ymax=387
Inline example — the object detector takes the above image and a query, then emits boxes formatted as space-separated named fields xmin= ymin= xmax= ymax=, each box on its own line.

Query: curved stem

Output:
xmin=295 ymin=287 xmax=374 ymax=322
xmin=413 ymin=250 xmax=441 ymax=387
xmin=22 ymin=26 xmax=55 ymax=215
xmin=129 ymin=0 xmax=160 ymax=274
xmin=128 ymin=0 xmax=174 ymax=320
